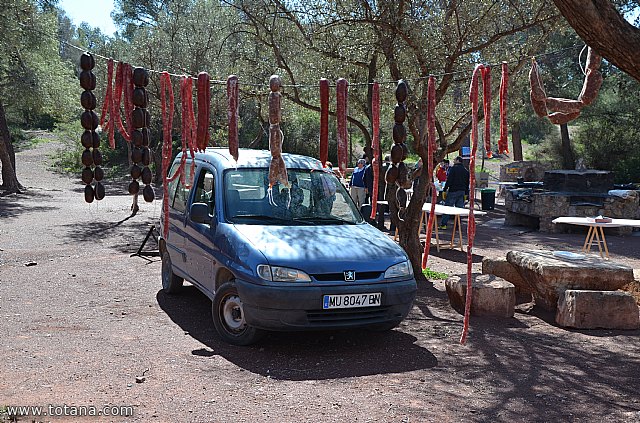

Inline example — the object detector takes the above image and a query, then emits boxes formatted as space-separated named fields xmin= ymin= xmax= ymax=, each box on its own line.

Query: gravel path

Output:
xmin=1 ymin=137 xmax=639 ymax=422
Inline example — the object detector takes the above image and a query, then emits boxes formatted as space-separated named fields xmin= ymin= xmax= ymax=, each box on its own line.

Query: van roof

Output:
xmin=177 ymin=148 xmax=324 ymax=170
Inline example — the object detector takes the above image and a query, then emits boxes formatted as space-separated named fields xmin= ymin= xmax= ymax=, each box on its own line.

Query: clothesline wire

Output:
xmin=63 ymin=39 xmax=582 ymax=88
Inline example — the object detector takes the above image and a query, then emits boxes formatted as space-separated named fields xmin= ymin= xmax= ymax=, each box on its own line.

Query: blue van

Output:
xmin=160 ymin=148 xmax=416 ymax=345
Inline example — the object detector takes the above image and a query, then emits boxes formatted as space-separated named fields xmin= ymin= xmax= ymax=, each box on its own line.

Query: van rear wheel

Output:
xmin=161 ymin=249 xmax=183 ymax=294
xmin=212 ymin=282 xmax=264 ymax=346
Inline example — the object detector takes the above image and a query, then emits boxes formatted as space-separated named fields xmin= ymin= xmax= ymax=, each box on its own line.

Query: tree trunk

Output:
xmin=560 ymin=123 xmax=575 ymax=169
xmin=0 ymin=102 xmax=22 ymax=193
xmin=553 ymin=0 xmax=640 ymax=83
xmin=511 ymin=121 xmax=523 ymax=161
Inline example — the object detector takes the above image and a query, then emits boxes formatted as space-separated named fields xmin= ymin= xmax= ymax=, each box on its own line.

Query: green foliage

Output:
xmin=573 ymin=71 xmax=640 ymax=183
xmin=422 ymin=268 xmax=448 ymax=280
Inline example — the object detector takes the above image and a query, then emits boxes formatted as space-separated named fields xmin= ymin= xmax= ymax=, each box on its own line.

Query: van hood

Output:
xmin=233 ymin=223 xmax=408 ymax=274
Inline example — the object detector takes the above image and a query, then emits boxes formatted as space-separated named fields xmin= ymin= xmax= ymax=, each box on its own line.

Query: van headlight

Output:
xmin=257 ymin=264 xmax=311 ymax=282
xmin=384 ymin=260 xmax=413 ymax=279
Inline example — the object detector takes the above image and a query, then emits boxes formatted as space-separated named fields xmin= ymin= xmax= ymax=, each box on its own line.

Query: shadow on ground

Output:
xmin=156 ymin=286 xmax=438 ymax=381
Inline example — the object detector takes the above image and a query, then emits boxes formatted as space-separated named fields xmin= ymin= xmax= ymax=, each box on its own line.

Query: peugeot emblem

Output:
xmin=344 ymin=270 xmax=356 ymax=282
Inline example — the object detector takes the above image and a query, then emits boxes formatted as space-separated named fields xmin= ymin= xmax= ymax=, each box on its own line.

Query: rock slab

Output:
xmin=506 ymin=250 xmax=634 ymax=310
xmin=482 ymin=256 xmax=533 ymax=296
xmin=445 ymin=274 xmax=515 ymax=318
xmin=556 ymin=290 xmax=640 ymax=330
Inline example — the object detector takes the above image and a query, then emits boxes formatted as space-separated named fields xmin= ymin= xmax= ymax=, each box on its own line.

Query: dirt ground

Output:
xmin=1 ymin=138 xmax=640 ymax=423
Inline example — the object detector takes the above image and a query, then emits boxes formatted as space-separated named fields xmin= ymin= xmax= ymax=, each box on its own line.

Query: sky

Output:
xmin=59 ymin=0 xmax=117 ymax=36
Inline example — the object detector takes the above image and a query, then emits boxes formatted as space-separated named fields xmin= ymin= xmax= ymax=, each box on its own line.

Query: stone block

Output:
xmin=445 ymin=274 xmax=515 ymax=318
xmin=507 ymin=250 xmax=634 ymax=310
xmin=482 ymin=256 xmax=533 ymax=296
xmin=556 ymin=290 xmax=640 ymax=330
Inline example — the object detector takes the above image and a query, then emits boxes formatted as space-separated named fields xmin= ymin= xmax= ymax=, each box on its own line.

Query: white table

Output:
xmin=552 ymin=217 xmax=640 ymax=259
xmin=420 ymin=203 xmax=487 ymax=251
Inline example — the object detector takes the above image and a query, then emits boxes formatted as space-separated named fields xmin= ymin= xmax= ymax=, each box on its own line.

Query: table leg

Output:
xmin=434 ymin=215 xmax=441 ymax=252
xmin=394 ymin=227 xmax=398 ymax=242
xmin=418 ymin=211 xmax=425 ymax=235
xmin=582 ymin=226 xmax=593 ymax=252
xmin=585 ymin=225 xmax=598 ymax=253
xmin=592 ymin=225 xmax=604 ymax=257
xmin=456 ymin=215 xmax=464 ymax=251
xmin=598 ymin=226 xmax=610 ymax=259
xmin=450 ymin=214 xmax=458 ymax=249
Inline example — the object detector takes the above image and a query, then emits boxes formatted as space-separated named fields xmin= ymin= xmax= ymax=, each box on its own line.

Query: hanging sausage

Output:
xmin=388 ymin=79 xmax=411 ymax=221
xmin=131 ymin=67 xmax=154 ymax=203
xmin=160 ymin=72 xmax=175 ymax=239
xmin=79 ymin=52 xmax=103 ymax=202
xmin=196 ymin=72 xmax=211 ymax=152
xmin=319 ymin=78 xmax=329 ymax=167
xmin=422 ymin=76 xmax=438 ymax=270
xmin=481 ymin=66 xmax=492 ymax=158
xmin=369 ymin=82 xmax=380 ymax=221
xmin=498 ymin=62 xmax=509 ymax=155
xmin=267 ymin=75 xmax=288 ymax=205
xmin=336 ymin=78 xmax=348 ymax=176
xmin=227 ymin=75 xmax=239 ymax=162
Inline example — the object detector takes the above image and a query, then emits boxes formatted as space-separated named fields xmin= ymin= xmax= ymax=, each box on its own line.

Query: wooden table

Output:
xmin=420 ymin=203 xmax=487 ymax=251
xmin=552 ymin=217 xmax=640 ymax=259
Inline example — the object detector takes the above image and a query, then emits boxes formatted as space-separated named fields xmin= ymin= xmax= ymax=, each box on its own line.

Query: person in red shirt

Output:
xmin=435 ymin=159 xmax=449 ymax=183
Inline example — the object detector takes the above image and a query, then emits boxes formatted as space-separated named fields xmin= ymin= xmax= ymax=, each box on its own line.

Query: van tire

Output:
xmin=212 ymin=282 xmax=264 ymax=346
xmin=161 ymin=249 xmax=183 ymax=294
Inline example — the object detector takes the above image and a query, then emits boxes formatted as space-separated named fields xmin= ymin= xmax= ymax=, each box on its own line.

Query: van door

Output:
xmin=184 ymin=166 xmax=219 ymax=295
xmin=164 ymin=161 xmax=191 ymax=278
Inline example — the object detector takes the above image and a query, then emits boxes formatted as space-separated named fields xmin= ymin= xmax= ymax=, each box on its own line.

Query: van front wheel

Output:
xmin=161 ymin=249 xmax=183 ymax=294
xmin=212 ymin=282 xmax=264 ymax=346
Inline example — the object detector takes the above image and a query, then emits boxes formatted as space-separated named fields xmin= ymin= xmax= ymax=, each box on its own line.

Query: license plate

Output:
xmin=322 ymin=293 xmax=382 ymax=309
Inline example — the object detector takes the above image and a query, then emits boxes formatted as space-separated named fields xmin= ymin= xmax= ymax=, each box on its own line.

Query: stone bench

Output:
xmin=445 ymin=274 xmax=515 ymax=318
xmin=506 ymin=250 xmax=634 ymax=310
xmin=482 ymin=256 xmax=533 ymax=298
xmin=556 ymin=290 xmax=640 ymax=330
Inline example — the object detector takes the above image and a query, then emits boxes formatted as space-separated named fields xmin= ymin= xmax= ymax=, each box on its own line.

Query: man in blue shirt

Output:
xmin=349 ymin=158 xmax=367 ymax=210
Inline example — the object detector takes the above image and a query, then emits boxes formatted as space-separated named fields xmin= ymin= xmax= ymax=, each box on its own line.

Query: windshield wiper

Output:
xmin=294 ymin=216 xmax=355 ymax=225
xmin=231 ymin=214 xmax=289 ymax=223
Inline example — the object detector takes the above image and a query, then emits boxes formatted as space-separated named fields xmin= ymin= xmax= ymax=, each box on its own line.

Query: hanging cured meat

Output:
xmin=422 ymin=76 xmax=438 ymax=270
xmin=529 ymin=47 xmax=603 ymax=125
xmin=369 ymin=82 xmax=380 ymax=221
xmin=160 ymin=72 xmax=174 ymax=239
xmin=336 ymin=78 xmax=348 ymax=176
xmin=481 ymin=66 xmax=492 ymax=158
xmin=227 ymin=75 xmax=239 ymax=161
xmin=180 ymin=76 xmax=196 ymax=189
xmin=498 ymin=62 xmax=509 ymax=155
xmin=319 ymin=78 xmax=329 ymax=167
xmin=79 ymin=52 xmax=103 ymax=202
xmin=267 ymin=75 xmax=288 ymax=205
xmin=387 ymin=79 xmax=411 ymax=222
xmin=460 ymin=64 xmax=484 ymax=346
xmin=131 ymin=67 xmax=154 ymax=202
xmin=196 ymin=72 xmax=211 ymax=151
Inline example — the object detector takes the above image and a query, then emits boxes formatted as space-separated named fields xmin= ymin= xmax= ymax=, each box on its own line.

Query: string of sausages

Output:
xmin=369 ymin=82 xmax=380 ymax=221
xmin=160 ymin=72 xmax=174 ymax=239
xmin=99 ymin=59 xmax=134 ymax=149
xmin=336 ymin=78 xmax=349 ymax=177
xmin=529 ymin=47 xmax=603 ymax=125
xmin=481 ymin=66 xmax=492 ymax=158
xmin=227 ymin=75 xmax=239 ymax=162
xmin=197 ymin=72 xmax=211 ymax=151
xmin=460 ymin=64 xmax=483 ymax=345
xmin=498 ymin=62 xmax=509 ymax=154
xmin=130 ymin=67 xmax=154 ymax=203
xmin=79 ymin=52 xmax=104 ymax=203
xmin=319 ymin=78 xmax=329 ymax=167
xmin=421 ymin=76 xmax=438 ymax=270
xmin=267 ymin=75 xmax=289 ymax=205
xmin=180 ymin=77 xmax=196 ymax=189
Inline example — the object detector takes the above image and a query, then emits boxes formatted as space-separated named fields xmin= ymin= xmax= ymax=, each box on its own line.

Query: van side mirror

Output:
xmin=190 ymin=202 xmax=211 ymax=224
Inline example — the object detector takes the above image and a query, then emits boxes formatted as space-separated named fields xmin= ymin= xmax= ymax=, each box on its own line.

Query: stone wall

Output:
xmin=505 ymin=190 xmax=640 ymax=233
xmin=499 ymin=161 xmax=546 ymax=182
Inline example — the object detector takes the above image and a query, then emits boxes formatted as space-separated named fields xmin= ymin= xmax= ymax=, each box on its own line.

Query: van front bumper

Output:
xmin=235 ymin=278 xmax=417 ymax=331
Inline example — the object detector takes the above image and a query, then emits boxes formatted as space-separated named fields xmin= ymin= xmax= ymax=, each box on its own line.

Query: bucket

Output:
xmin=480 ymin=188 xmax=496 ymax=210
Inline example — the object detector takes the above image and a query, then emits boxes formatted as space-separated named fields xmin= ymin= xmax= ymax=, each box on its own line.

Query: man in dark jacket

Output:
xmin=439 ymin=156 xmax=469 ymax=229
xmin=363 ymin=155 xmax=374 ymax=204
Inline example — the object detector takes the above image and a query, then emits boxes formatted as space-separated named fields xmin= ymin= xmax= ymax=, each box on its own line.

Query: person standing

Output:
xmin=349 ymin=158 xmax=367 ymax=210
xmin=439 ymin=156 xmax=469 ymax=229
xmin=435 ymin=159 xmax=449 ymax=202
xmin=363 ymin=155 xmax=374 ymax=204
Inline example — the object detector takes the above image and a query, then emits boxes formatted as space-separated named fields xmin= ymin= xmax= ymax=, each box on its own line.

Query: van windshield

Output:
xmin=224 ymin=168 xmax=363 ymax=225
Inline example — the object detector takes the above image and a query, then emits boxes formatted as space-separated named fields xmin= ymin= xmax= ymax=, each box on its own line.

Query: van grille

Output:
xmin=311 ymin=271 xmax=383 ymax=282
xmin=306 ymin=306 xmax=396 ymax=325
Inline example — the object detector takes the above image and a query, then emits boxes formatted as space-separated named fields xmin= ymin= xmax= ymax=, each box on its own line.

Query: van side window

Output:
xmin=168 ymin=161 xmax=193 ymax=213
xmin=194 ymin=169 xmax=215 ymax=216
